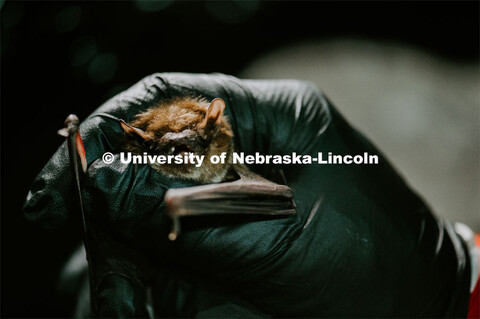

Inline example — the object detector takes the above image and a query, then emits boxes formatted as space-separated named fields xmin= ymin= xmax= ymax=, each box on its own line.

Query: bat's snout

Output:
xmin=162 ymin=130 xmax=208 ymax=155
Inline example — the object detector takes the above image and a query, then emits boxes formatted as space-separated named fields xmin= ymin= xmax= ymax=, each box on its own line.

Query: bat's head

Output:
xmin=121 ymin=97 xmax=234 ymax=183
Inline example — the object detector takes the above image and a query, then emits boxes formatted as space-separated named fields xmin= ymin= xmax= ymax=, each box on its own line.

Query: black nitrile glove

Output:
xmin=24 ymin=73 xmax=471 ymax=317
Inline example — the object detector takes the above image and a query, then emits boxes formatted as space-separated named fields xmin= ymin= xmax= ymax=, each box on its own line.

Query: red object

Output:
xmin=76 ymin=131 xmax=87 ymax=173
xmin=467 ymin=233 xmax=480 ymax=319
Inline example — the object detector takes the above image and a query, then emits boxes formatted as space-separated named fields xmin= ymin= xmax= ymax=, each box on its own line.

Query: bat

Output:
xmin=120 ymin=97 xmax=234 ymax=183
xmin=120 ymin=97 xmax=296 ymax=240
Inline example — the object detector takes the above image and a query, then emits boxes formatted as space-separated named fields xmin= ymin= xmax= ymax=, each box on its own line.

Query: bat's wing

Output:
xmin=165 ymin=165 xmax=296 ymax=240
xmin=59 ymin=115 xmax=153 ymax=317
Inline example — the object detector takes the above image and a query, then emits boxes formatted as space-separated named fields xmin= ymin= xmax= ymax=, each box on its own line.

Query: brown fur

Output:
xmin=122 ymin=97 xmax=234 ymax=183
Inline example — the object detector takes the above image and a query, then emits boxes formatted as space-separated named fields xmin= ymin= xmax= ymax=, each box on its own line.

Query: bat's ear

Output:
xmin=198 ymin=98 xmax=225 ymax=129
xmin=120 ymin=120 xmax=152 ymax=140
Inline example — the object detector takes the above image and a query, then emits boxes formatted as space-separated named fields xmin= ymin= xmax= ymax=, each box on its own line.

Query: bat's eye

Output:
xmin=143 ymin=139 xmax=155 ymax=149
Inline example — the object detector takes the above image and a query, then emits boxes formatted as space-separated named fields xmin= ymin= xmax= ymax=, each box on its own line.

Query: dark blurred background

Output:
xmin=1 ymin=1 xmax=478 ymax=317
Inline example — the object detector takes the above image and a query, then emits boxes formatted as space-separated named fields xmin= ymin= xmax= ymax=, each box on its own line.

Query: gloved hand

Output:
xmin=24 ymin=73 xmax=471 ymax=317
